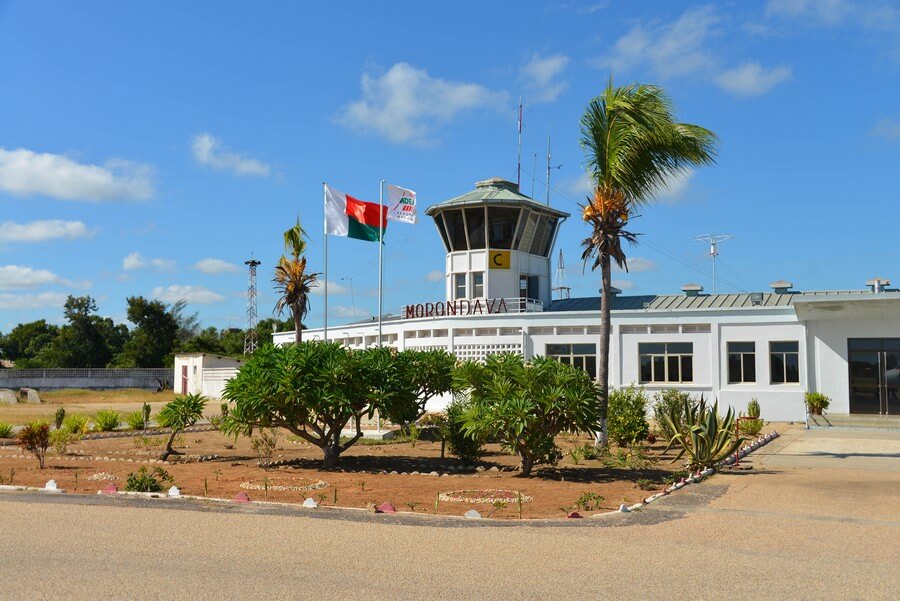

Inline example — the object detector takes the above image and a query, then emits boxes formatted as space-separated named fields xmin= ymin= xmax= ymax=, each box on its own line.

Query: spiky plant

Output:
xmin=661 ymin=396 xmax=742 ymax=471
xmin=580 ymin=80 xmax=717 ymax=447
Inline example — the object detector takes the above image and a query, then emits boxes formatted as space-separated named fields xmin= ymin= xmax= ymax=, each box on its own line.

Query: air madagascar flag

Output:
xmin=324 ymin=184 xmax=388 ymax=242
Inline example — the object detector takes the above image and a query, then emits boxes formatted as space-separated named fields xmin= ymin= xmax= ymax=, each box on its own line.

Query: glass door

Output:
xmin=848 ymin=339 xmax=900 ymax=415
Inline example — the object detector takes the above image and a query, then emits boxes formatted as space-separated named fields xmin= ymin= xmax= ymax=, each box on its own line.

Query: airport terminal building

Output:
xmin=273 ymin=178 xmax=900 ymax=422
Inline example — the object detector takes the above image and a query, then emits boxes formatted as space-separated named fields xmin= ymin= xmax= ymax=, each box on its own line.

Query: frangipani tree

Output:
xmin=221 ymin=343 xmax=419 ymax=468
xmin=454 ymin=354 xmax=600 ymax=477
xmin=157 ymin=393 xmax=206 ymax=461
xmin=580 ymin=80 xmax=717 ymax=446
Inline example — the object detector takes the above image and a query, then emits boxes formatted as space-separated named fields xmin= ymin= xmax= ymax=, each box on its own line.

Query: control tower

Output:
xmin=425 ymin=177 xmax=569 ymax=310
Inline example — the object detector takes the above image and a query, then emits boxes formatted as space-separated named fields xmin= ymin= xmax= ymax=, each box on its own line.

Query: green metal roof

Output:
xmin=425 ymin=177 xmax=569 ymax=218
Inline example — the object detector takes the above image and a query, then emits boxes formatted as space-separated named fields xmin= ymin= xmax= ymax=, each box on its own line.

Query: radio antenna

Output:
xmin=693 ymin=234 xmax=734 ymax=294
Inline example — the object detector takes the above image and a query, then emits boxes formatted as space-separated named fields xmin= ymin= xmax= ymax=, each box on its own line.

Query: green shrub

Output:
xmin=454 ymin=355 xmax=600 ymax=476
xmin=607 ymin=385 xmax=650 ymax=446
xmin=50 ymin=428 xmax=79 ymax=456
xmin=445 ymin=398 xmax=484 ymax=465
xmin=250 ymin=428 xmax=278 ymax=470
xmin=652 ymin=388 xmax=693 ymax=440
xmin=0 ymin=422 xmax=13 ymax=438
xmin=54 ymin=407 xmax=66 ymax=430
xmin=600 ymin=443 xmax=656 ymax=470
xmin=804 ymin=392 xmax=830 ymax=414
xmin=62 ymin=414 xmax=89 ymax=435
xmin=740 ymin=418 xmax=763 ymax=436
xmin=125 ymin=467 xmax=172 ymax=492
xmin=157 ymin=393 xmax=206 ymax=461
xmin=17 ymin=421 xmax=51 ymax=469
xmin=142 ymin=402 xmax=152 ymax=427
xmin=93 ymin=409 xmax=121 ymax=432
xmin=746 ymin=398 xmax=761 ymax=419
xmin=124 ymin=410 xmax=146 ymax=431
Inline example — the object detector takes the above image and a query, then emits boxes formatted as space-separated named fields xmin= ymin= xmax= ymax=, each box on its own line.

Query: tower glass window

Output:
xmin=433 ymin=213 xmax=451 ymax=252
xmin=442 ymin=210 xmax=466 ymax=251
xmin=464 ymin=208 xmax=486 ymax=249
xmin=488 ymin=207 xmax=520 ymax=249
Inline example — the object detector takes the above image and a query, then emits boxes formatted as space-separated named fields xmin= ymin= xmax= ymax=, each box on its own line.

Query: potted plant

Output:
xmin=804 ymin=392 xmax=830 ymax=415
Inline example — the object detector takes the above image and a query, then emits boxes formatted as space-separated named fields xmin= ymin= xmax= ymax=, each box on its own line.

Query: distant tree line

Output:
xmin=0 ymin=295 xmax=294 ymax=369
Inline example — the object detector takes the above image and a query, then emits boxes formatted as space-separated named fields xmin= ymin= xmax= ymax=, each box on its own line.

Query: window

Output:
xmin=472 ymin=272 xmax=484 ymax=298
xmin=728 ymin=342 xmax=756 ymax=384
xmin=443 ymin=210 xmax=466 ymax=251
xmin=683 ymin=324 xmax=711 ymax=333
xmin=639 ymin=342 xmax=693 ymax=383
xmin=546 ymin=343 xmax=597 ymax=378
xmin=433 ymin=213 xmax=451 ymax=252
xmin=770 ymin=341 xmax=799 ymax=384
xmin=650 ymin=324 xmax=679 ymax=334
xmin=488 ymin=207 xmax=520 ymax=249
xmin=454 ymin=273 xmax=467 ymax=300
xmin=464 ymin=207 xmax=485 ymax=249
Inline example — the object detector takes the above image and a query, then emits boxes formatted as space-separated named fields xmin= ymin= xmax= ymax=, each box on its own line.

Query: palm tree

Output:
xmin=274 ymin=219 xmax=320 ymax=344
xmin=580 ymin=80 xmax=717 ymax=447
xmin=157 ymin=393 xmax=206 ymax=461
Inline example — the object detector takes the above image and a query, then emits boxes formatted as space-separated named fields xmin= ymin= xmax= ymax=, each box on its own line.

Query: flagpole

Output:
xmin=378 ymin=179 xmax=385 ymax=346
xmin=323 ymin=182 xmax=329 ymax=343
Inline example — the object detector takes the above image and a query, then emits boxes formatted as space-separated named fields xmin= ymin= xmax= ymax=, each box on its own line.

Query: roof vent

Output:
xmin=769 ymin=280 xmax=793 ymax=294
xmin=475 ymin=177 xmax=518 ymax=192
xmin=866 ymin=278 xmax=891 ymax=293
xmin=681 ymin=283 xmax=703 ymax=297
xmin=601 ymin=286 xmax=623 ymax=297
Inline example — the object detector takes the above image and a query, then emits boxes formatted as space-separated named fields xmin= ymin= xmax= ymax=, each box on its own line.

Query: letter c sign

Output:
xmin=490 ymin=250 xmax=510 ymax=269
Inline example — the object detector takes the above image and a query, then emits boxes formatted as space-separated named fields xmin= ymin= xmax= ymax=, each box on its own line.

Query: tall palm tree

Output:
xmin=580 ymin=80 xmax=718 ymax=447
xmin=274 ymin=219 xmax=320 ymax=344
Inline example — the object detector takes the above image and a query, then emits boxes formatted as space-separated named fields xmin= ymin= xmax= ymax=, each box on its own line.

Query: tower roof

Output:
xmin=425 ymin=177 xmax=569 ymax=218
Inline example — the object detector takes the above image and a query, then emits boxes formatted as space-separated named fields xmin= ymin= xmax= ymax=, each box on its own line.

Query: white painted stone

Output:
xmin=168 ymin=486 xmax=181 ymax=497
xmin=618 ymin=504 xmax=630 ymax=513
xmin=464 ymin=509 xmax=482 ymax=519
xmin=302 ymin=498 xmax=318 ymax=508
xmin=0 ymin=389 xmax=17 ymax=405
xmin=43 ymin=480 xmax=58 ymax=491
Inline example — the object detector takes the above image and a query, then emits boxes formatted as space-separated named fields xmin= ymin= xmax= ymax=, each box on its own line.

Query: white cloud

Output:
xmin=563 ymin=172 xmax=594 ymax=198
xmin=123 ymin=252 xmax=176 ymax=272
xmin=152 ymin=285 xmax=225 ymax=304
xmin=0 ymin=292 xmax=69 ymax=310
xmin=0 ymin=220 xmax=91 ymax=243
xmin=332 ymin=305 xmax=371 ymax=319
xmin=871 ymin=118 xmax=900 ymax=140
xmin=612 ymin=279 xmax=636 ymax=291
xmin=191 ymin=134 xmax=272 ymax=177
xmin=597 ymin=6 xmax=720 ymax=79
xmin=614 ymin=257 xmax=656 ymax=273
xmin=338 ymin=62 xmax=509 ymax=145
xmin=194 ymin=258 xmax=240 ymax=275
xmin=715 ymin=62 xmax=792 ymax=97
xmin=425 ymin=270 xmax=444 ymax=282
xmin=0 ymin=265 xmax=86 ymax=290
xmin=521 ymin=53 xmax=570 ymax=103
xmin=309 ymin=280 xmax=349 ymax=296
xmin=654 ymin=169 xmax=696 ymax=204
xmin=765 ymin=0 xmax=853 ymax=26
xmin=0 ymin=148 xmax=153 ymax=201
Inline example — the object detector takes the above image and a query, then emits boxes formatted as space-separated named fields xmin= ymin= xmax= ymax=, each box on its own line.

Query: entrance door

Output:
xmin=181 ymin=365 xmax=188 ymax=395
xmin=848 ymin=339 xmax=900 ymax=415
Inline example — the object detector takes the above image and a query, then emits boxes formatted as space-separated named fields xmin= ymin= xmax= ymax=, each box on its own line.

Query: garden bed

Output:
xmin=0 ymin=427 xmax=782 ymax=519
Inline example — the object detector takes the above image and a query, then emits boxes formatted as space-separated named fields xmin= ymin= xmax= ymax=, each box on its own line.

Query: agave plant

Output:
xmin=661 ymin=396 xmax=742 ymax=471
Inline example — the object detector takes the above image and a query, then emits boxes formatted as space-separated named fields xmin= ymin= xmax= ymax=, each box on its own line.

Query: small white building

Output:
xmin=173 ymin=353 xmax=244 ymax=399
xmin=269 ymin=178 xmax=900 ymax=423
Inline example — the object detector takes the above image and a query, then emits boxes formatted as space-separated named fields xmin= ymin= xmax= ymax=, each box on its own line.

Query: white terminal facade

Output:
xmin=267 ymin=177 xmax=900 ymax=422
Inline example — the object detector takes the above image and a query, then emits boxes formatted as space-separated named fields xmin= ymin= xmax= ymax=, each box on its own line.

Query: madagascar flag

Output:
xmin=324 ymin=184 xmax=388 ymax=242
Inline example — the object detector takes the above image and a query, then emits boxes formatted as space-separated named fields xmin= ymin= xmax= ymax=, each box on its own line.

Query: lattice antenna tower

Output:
xmin=244 ymin=255 xmax=261 ymax=355
xmin=552 ymin=248 xmax=571 ymax=300
xmin=693 ymin=234 xmax=733 ymax=294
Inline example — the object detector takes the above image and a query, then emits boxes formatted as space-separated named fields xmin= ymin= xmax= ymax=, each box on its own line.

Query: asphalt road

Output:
xmin=0 ymin=426 xmax=897 ymax=600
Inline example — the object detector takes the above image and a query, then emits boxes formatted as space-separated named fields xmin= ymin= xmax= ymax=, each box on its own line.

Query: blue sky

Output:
xmin=1 ymin=0 xmax=899 ymax=332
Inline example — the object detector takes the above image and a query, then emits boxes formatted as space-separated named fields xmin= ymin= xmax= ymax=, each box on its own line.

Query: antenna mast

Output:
xmin=552 ymin=249 xmax=571 ymax=300
xmin=546 ymin=136 xmax=561 ymax=205
xmin=243 ymin=256 xmax=261 ymax=355
xmin=693 ymin=234 xmax=733 ymax=294
xmin=516 ymin=95 xmax=523 ymax=189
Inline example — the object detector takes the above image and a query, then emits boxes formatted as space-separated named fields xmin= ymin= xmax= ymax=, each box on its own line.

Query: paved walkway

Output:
xmin=0 ymin=426 xmax=897 ymax=600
